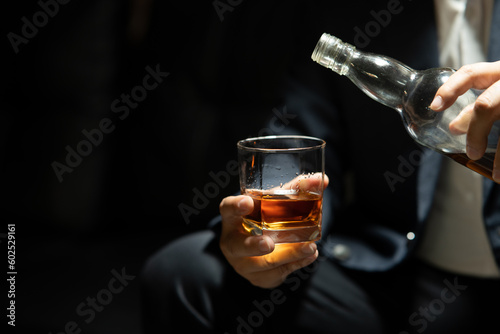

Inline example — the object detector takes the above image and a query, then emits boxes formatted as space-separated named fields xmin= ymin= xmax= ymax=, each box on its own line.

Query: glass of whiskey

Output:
xmin=237 ymin=135 xmax=326 ymax=244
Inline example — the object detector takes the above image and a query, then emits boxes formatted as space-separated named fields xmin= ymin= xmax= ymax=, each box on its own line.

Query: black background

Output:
xmin=3 ymin=1 xmax=307 ymax=332
xmin=3 ymin=0 xmax=425 ymax=332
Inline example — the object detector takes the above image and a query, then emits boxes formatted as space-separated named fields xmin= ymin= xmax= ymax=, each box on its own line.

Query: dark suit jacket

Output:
xmin=281 ymin=0 xmax=500 ymax=271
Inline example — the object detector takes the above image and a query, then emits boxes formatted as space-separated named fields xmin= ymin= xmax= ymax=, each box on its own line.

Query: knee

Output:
xmin=140 ymin=230 xmax=225 ymax=332
xmin=141 ymin=230 xmax=222 ymax=294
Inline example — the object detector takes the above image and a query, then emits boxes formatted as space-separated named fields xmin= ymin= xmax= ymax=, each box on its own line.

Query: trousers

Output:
xmin=141 ymin=229 xmax=500 ymax=334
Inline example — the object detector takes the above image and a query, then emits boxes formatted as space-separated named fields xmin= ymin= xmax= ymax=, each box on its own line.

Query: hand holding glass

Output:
xmin=237 ymin=135 xmax=326 ymax=244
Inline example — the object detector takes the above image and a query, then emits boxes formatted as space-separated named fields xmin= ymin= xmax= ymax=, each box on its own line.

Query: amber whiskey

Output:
xmin=242 ymin=189 xmax=322 ymax=243
xmin=445 ymin=153 xmax=495 ymax=181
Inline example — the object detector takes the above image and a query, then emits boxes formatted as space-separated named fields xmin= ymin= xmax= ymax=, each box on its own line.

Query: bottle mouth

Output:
xmin=311 ymin=33 xmax=341 ymax=67
xmin=311 ymin=33 xmax=347 ymax=74
xmin=311 ymin=33 xmax=353 ymax=75
xmin=311 ymin=33 xmax=330 ymax=63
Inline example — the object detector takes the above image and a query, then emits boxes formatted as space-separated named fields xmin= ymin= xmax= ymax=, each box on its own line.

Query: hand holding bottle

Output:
xmin=430 ymin=61 xmax=500 ymax=182
xmin=312 ymin=33 xmax=499 ymax=182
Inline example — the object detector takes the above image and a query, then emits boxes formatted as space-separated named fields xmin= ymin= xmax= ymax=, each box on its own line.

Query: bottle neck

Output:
xmin=312 ymin=33 xmax=414 ymax=112
xmin=311 ymin=34 xmax=354 ymax=76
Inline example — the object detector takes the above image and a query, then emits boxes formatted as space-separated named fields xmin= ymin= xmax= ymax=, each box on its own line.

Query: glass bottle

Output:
xmin=311 ymin=33 xmax=499 ymax=181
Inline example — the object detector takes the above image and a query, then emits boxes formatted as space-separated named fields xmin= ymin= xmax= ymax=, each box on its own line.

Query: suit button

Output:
xmin=331 ymin=244 xmax=351 ymax=261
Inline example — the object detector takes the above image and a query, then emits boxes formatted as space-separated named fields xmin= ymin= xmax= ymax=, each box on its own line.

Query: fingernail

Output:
xmin=301 ymin=243 xmax=316 ymax=255
xmin=259 ymin=239 xmax=272 ymax=253
xmin=430 ymin=95 xmax=444 ymax=110
xmin=466 ymin=145 xmax=482 ymax=160
xmin=238 ymin=197 xmax=251 ymax=212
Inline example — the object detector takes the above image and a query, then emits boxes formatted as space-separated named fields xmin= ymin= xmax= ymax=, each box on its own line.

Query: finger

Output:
xmin=294 ymin=173 xmax=329 ymax=192
xmin=246 ymin=249 xmax=319 ymax=289
xmin=277 ymin=173 xmax=329 ymax=193
xmin=227 ymin=240 xmax=317 ymax=281
xmin=219 ymin=196 xmax=275 ymax=258
xmin=219 ymin=195 xmax=253 ymax=222
xmin=466 ymin=81 xmax=500 ymax=160
xmin=430 ymin=61 xmax=500 ymax=111
xmin=252 ymin=242 xmax=318 ymax=272
xmin=449 ymin=104 xmax=474 ymax=135
xmin=234 ymin=242 xmax=317 ymax=277
xmin=222 ymin=232 xmax=275 ymax=259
